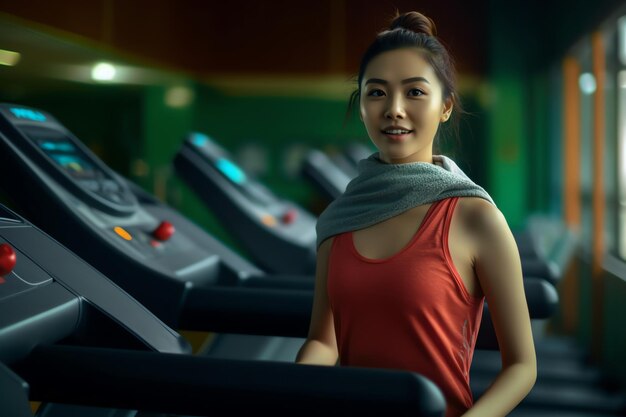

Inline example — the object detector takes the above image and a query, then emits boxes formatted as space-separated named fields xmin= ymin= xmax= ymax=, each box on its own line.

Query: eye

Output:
xmin=407 ymin=88 xmax=425 ymax=97
xmin=366 ymin=89 xmax=385 ymax=97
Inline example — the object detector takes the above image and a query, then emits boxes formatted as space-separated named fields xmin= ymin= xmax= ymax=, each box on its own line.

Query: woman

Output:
xmin=296 ymin=11 xmax=536 ymax=417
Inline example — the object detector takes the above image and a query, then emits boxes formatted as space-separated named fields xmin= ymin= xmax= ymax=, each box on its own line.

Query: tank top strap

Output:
xmin=418 ymin=197 xmax=460 ymax=240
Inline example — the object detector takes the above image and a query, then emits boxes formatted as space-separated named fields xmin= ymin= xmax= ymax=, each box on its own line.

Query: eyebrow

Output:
xmin=364 ymin=77 xmax=430 ymax=85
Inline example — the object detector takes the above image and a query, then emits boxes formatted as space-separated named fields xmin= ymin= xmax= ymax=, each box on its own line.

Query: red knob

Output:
xmin=153 ymin=221 xmax=175 ymax=241
xmin=281 ymin=209 xmax=298 ymax=224
xmin=0 ymin=243 xmax=16 ymax=276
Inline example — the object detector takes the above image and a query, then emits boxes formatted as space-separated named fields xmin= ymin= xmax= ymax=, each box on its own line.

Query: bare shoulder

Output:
xmin=457 ymin=197 xmax=512 ymax=249
xmin=456 ymin=197 xmax=509 ymax=238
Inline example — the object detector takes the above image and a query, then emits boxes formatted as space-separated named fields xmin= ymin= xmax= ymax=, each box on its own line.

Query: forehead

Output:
xmin=363 ymin=48 xmax=439 ymax=86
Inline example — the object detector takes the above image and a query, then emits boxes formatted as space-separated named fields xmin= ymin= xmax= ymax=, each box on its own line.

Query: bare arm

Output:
xmin=462 ymin=202 xmax=537 ymax=416
xmin=295 ymin=238 xmax=338 ymax=366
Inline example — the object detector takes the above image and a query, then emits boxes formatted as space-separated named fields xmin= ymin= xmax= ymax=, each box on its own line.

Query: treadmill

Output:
xmin=0 ymin=203 xmax=447 ymax=417
xmin=342 ymin=142 xmax=375 ymax=168
xmin=174 ymin=132 xmax=317 ymax=275
xmin=301 ymin=148 xmax=352 ymax=201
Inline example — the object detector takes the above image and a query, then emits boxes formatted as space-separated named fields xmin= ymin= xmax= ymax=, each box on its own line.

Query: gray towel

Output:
xmin=316 ymin=153 xmax=495 ymax=248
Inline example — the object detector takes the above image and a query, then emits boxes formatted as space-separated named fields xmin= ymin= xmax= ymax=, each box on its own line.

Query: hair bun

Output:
xmin=389 ymin=11 xmax=437 ymax=37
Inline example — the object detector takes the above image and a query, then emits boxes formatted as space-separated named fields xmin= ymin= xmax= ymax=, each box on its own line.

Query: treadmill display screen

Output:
xmin=49 ymin=153 xmax=97 ymax=178
xmin=216 ymin=158 xmax=247 ymax=185
xmin=189 ymin=133 xmax=247 ymax=185
xmin=191 ymin=133 xmax=209 ymax=148
xmin=26 ymin=130 xmax=101 ymax=180
xmin=9 ymin=107 xmax=47 ymax=122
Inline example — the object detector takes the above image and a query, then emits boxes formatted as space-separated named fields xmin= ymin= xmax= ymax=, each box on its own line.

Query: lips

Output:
xmin=381 ymin=127 xmax=413 ymax=142
xmin=381 ymin=127 xmax=413 ymax=135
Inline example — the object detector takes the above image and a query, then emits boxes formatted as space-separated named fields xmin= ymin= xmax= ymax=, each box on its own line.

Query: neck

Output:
xmin=378 ymin=149 xmax=434 ymax=165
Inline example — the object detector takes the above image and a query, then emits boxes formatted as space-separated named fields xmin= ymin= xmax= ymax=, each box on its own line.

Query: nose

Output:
xmin=384 ymin=95 xmax=406 ymax=119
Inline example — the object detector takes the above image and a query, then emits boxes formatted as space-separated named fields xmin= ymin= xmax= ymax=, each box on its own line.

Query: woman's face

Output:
xmin=359 ymin=48 xmax=452 ymax=164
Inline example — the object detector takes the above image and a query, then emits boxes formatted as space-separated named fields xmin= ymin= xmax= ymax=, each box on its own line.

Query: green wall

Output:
xmin=487 ymin=1 xmax=530 ymax=230
xmin=191 ymin=84 xmax=368 ymax=204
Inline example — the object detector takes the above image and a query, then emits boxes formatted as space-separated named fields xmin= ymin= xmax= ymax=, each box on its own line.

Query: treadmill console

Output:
xmin=0 ymin=104 xmax=262 ymax=326
xmin=175 ymin=132 xmax=317 ymax=274
xmin=0 ymin=104 xmax=218 ymax=273
xmin=188 ymin=133 xmax=277 ymax=207
xmin=0 ymin=105 xmax=137 ymax=216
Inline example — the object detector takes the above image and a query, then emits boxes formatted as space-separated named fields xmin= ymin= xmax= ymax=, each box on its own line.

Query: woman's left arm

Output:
xmin=462 ymin=201 xmax=537 ymax=417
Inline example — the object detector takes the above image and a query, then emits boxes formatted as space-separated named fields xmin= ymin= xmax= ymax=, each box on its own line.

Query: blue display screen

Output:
xmin=29 ymin=135 xmax=99 ymax=179
xmin=10 ymin=108 xmax=47 ymax=122
xmin=50 ymin=154 xmax=95 ymax=176
xmin=216 ymin=158 xmax=246 ymax=184
xmin=191 ymin=133 xmax=209 ymax=148
xmin=40 ymin=141 xmax=76 ymax=152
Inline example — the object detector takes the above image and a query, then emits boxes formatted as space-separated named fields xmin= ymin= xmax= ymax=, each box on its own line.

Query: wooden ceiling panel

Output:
xmin=1 ymin=0 xmax=489 ymax=77
xmin=109 ymin=1 xmax=334 ymax=74
xmin=344 ymin=1 xmax=489 ymax=76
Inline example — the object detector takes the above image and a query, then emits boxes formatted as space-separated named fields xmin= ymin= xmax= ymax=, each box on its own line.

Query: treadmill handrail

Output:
xmin=179 ymin=278 xmax=557 ymax=352
xmin=19 ymin=344 xmax=446 ymax=417
xmin=180 ymin=286 xmax=313 ymax=337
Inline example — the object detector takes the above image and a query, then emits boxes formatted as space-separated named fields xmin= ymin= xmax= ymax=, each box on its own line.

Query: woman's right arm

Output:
xmin=295 ymin=237 xmax=338 ymax=365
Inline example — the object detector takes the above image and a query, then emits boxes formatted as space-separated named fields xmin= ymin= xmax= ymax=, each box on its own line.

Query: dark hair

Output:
xmin=347 ymin=11 xmax=464 ymax=148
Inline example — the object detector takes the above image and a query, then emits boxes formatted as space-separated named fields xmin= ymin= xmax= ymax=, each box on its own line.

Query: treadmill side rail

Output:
xmin=19 ymin=344 xmax=446 ymax=417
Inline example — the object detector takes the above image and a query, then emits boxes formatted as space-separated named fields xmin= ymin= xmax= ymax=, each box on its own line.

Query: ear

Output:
xmin=441 ymin=96 xmax=454 ymax=123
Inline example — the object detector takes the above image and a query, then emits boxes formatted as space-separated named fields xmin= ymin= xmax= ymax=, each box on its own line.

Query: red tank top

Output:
xmin=327 ymin=197 xmax=485 ymax=417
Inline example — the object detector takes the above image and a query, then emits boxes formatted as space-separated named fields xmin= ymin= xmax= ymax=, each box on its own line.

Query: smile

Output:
xmin=381 ymin=129 xmax=413 ymax=135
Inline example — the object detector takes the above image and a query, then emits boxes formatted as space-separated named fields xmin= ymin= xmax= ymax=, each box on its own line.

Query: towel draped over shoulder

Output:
xmin=315 ymin=153 xmax=495 ymax=249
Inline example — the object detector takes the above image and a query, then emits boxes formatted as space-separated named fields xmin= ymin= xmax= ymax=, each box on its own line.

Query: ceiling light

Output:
xmin=91 ymin=62 xmax=117 ymax=81
xmin=0 ymin=49 xmax=21 ymax=66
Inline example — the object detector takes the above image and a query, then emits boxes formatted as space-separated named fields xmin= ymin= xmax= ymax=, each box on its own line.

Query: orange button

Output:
xmin=113 ymin=226 xmax=133 ymax=241
xmin=261 ymin=214 xmax=277 ymax=227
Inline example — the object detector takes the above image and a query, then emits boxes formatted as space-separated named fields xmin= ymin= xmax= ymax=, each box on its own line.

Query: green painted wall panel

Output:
xmin=487 ymin=74 xmax=528 ymax=229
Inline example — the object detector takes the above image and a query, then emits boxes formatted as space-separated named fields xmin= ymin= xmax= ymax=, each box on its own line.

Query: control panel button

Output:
xmin=153 ymin=221 xmax=175 ymax=241
xmin=260 ymin=214 xmax=277 ymax=228
xmin=281 ymin=209 xmax=298 ymax=225
xmin=114 ymin=226 xmax=133 ymax=241
xmin=0 ymin=243 xmax=17 ymax=277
